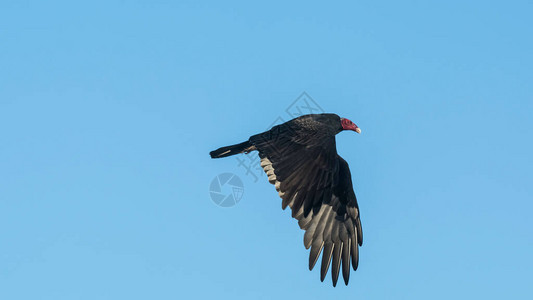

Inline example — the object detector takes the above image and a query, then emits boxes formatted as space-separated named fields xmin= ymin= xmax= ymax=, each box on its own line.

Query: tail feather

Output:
xmin=210 ymin=141 xmax=252 ymax=158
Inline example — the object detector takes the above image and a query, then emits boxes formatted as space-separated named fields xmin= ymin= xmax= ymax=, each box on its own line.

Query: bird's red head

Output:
xmin=340 ymin=118 xmax=361 ymax=133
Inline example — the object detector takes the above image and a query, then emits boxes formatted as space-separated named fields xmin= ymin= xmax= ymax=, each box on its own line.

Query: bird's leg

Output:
xmin=244 ymin=145 xmax=256 ymax=154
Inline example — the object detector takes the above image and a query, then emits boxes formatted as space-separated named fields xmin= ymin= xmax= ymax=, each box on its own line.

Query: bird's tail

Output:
xmin=210 ymin=141 xmax=252 ymax=158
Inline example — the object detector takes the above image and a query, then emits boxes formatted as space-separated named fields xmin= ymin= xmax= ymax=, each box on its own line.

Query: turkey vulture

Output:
xmin=209 ymin=113 xmax=363 ymax=286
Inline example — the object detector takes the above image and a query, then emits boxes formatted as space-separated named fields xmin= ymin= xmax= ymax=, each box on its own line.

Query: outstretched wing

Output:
xmin=251 ymin=124 xmax=363 ymax=286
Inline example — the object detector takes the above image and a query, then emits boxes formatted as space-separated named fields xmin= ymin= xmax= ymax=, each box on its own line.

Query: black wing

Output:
xmin=250 ymin=123 xmax=363 ymax=286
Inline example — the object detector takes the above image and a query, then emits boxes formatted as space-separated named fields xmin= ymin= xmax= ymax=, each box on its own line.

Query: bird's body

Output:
xmin=210 ymin=113 xmax=363 ymax=286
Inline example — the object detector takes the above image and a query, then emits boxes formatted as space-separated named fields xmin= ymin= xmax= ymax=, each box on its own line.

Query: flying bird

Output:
xmin=210 ymin=113 xmax=363 ymax=286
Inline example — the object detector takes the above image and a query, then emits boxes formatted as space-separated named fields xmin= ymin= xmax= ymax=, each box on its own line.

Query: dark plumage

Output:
xmin=210 ymin=113 xmax=363 ymax=286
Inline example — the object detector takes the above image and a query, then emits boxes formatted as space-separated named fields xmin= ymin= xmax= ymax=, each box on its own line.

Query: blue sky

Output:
xmin=1 ymin=1 xmax=532 ymax=299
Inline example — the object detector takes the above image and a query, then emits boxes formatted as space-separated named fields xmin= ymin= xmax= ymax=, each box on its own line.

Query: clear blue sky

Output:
xmin=1 ymin=1 xmax=532 ymax=299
